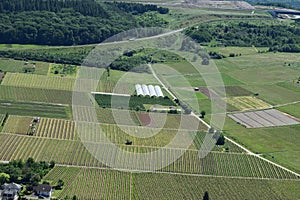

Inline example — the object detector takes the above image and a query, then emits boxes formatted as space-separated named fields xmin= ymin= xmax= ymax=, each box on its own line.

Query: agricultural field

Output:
xmin=0 ymin=100 xmax=71 ymax=119
xmin=0 ymin=133 xmax=104 ymax=167
xmin=133 ymin=172 xmax=300 ymax=200
xmin=96 ymin=108 xmax=141 ymax=125
xmin=94 ymin=94 xmax=175 ymax=111
xmin=223 ymin=116 xmax=300 ymax=173
xmin=35 ymin=118 xmax=77 ymax=140
xmin=44 ymin=166 xmax=131 ymax=199
xmin=216 ymin=53 xmax=300 ymax=84
xmin=228 ymin=109 xmax=300 ymax=128
xmin=43 ymin=166 xmax=300 ymax=200
xmin=2 ymin=115 xmax=33 ymax=135
xmin=0 ymin=58 xmax=50 ymax=75
xmin=0 ymin=130 xmax=298 ymax=180
xmin=96 ymin=69 xmax=160 ymax=94
xmin=0 ymin=114 xmax=5 ymax=125
xmin=1 ymin=72 xmax=75 ymax=91
xmin=226 ymin=96 xmax=271 ymax=111
xmin=244 ymin=84 xmax=300 ymax=105
xmin=0 ymin=85 xmax=72 ymax=105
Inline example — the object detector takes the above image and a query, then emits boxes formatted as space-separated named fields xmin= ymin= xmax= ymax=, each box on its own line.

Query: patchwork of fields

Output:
xmin=0 ymin=42 xmax=300 ymax=199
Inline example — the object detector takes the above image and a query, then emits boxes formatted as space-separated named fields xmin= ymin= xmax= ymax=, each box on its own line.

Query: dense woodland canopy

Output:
xmin=185 ymin=20 xmax=300 ymax=52
xmin=0 ymin=0 xmax=169 ymax=45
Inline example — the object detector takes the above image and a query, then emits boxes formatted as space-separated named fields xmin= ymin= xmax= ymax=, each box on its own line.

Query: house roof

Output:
xmin=33 ymin=184 xmax=52 ymax=192
xmin=1 ymin=183 xmax=22 ymax=190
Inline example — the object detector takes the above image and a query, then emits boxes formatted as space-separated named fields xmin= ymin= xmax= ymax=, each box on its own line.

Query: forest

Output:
xmin=185 ymin=20 xmax=300 ymax=52
xmin=0 ymin=0 xmax=169 ymax=45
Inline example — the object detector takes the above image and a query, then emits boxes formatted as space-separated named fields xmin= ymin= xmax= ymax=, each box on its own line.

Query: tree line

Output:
xmin=0 ymin=0 xmax=169 ymax=45
xmin=185 ymin=20 xmax=300 ymax=52
xmin=0 ymin=158 xmax=55 ymax=192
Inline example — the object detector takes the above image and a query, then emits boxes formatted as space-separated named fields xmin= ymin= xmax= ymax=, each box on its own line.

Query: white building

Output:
xmin=142 ymin=84 xmax=150 ymax=96
xmin=135 ymin=84 xmax=143 ymax=96
xmin=154 ymin=85 xmax=164 ymax=97
xmin=148 ymin=85 xmax=157 ymax=97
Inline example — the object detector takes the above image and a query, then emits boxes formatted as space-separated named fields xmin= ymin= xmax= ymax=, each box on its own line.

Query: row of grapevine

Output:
xmin=35 ymin=118 xmax=77 ymax=140
xmin=0 ymin=85 xmax=72 ymax=104
xmin=0 ymin=114 xmax=5 ymax=125
xmin=2 ymin=72 xmax=75 ymax=91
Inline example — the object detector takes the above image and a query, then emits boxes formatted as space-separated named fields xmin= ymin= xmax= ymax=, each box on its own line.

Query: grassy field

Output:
xmin=0 ymin=100 xmax=71 ymax=119
xmin=2 ymin=73 xmax=75 ymax=91
xmin=216 ymin=53 xmax=300 ymax=84
xmin=2 ymin=115 xmax=33 ymax=135
xmin=96 ymin=69 xmax=160 ymax=94
xmin=244 ymin=84 xmax=300 ymax=105
xmin=277 ymin=103 xmax=300 ymax=118
xmin=206 ymin=46 xmax=269 ymax=57
xmin=0 ymin=58 xmax=49 ymax=75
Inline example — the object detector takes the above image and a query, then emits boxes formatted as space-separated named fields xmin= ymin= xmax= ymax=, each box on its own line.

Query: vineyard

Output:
xmin=1 ymin=72 xmax=75 ymax=91
xmin=0 ymin=132 xmax=297 ymax=179
xmin=2 ymin=115 xmax=33 ymax=135
xmin=44 ymin=166 xmax=300 ymax=200
xmin=0 ymin=85 xmax=72 ymax=104
xmin=133 ymin=172 xmax=300 ymax=200
xmin=0 ymin=133 xmax=104 ymax=167
xmin=0 ymin=101 xmax=70 ymax=119
xmin=44 ymin=166 xmax=131 ymax=199
xmin=227 ymin=96 xmax=271 ymax=111
xmin=35 ymin=118 xmax=77 ymax=140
